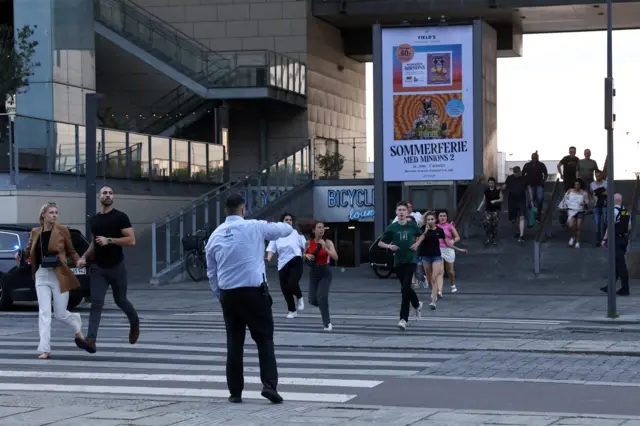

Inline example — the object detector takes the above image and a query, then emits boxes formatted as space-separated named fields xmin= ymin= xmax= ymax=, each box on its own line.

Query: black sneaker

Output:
xmin=518 ymin=236 xmax=524 ymax=243
xmin=228 ymin=395 xmax=242 ymax=403
xmin=261 ymin=387 xmax=283 ymax=404
xmin=617 ymin=289 xmax=630 ymax=296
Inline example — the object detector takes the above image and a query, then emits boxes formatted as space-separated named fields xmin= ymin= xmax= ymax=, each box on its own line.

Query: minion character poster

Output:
xmin=381 ymin=26 xmax=474 ymax=181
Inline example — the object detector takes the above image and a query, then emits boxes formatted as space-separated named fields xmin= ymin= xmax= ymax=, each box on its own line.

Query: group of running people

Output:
xmin=266 ymin=203 xmax=465 ymax=332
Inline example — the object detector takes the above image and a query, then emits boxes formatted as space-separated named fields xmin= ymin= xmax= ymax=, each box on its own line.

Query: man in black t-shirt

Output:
xmin=503 ymin=167 xmax=527 ymax=242
xmin=75 ymin=186 xmax=140 ymax=354
xmin=522 ymin=152 xmax=548 ymax=219
xmin=557 ymin=146 xmax=580 ymax=192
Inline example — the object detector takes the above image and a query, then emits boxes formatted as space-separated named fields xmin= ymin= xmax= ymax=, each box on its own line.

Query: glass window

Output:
xmin=171 ymin=138 xmax=189 ymax=182
xmin=77 ymin=125 xmax=86 ymax=175
xmin=0 ymin=232 xmax=20 ymax=252
xmin=130 ymin=133 xmax=149 ymax=179
xmin=208 ymin=143 xmax=224 ymax=183
xmin=190 ymin=142 xmax=207 ymax=182
xmin=54 ymin=123 xmax=76 ymax=173
xmin=13 ymin=116 xmax=49 ymax=172
xmin=151 ymin=137 xmax=170 ymax=180
xmin=103 ymin=130 xmax=127 ymax=178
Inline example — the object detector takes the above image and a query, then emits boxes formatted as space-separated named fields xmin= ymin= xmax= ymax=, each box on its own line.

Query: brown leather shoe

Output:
xmin=75 ymin=337 xmax=96 ymax=354
xmin=129 ymin=322 xmax=140 ymax=345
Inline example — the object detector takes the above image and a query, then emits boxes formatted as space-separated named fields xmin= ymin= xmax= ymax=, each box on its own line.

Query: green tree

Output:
xmin=0 ymin=24 xmax=40 ymax=111
xmin=315 ymin=151 xmax=345 ymax=179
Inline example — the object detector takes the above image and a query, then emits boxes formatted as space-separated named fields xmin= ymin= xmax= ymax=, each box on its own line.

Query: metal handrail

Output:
xmin=453 ymin=177 xmax=482 ymax=229
xmin=628 ymin=175 xmax=640 ymax=250
xmin=156 ymin=139 xmax=312 ymax=223
xmin=535 ymin=178 xmax=561 ymax=242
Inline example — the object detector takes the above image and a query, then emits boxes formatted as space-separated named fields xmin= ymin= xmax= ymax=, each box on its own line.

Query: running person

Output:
xmin=379 ymin=201 xmax=424 ymax=331
xmin=266 ymin=213 xmax=306 ymax=319
xmin=418 ymin=211 xmax=446 ymax=310
xmin=75 ymin=186 xmax=140 ymax=354
xmin=305 ymin=221 xmax=338 ymax=331
xmin=437 ymin=210 xmax=461 ymax=294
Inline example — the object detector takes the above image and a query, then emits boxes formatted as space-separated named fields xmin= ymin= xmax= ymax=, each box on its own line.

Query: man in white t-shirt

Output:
xmin=393 ymin=201 xmax=423 ymax=225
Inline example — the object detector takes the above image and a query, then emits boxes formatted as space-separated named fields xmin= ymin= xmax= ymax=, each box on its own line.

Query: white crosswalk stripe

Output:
xmin=0 ymin=315 xmax=459 ymax=404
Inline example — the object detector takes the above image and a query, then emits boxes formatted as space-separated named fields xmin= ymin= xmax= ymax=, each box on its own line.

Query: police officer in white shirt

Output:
xmin=392 ymin=200 xmax=423 ymax=224
xmin=266 ymin=212 xmax=307 ymax=319
xmin=206 ymin=193 xmax=293 ymax=404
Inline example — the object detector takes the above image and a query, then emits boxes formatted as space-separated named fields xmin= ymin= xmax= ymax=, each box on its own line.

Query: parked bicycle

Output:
xmin=182 ymin=230 xmax=209 ymax=282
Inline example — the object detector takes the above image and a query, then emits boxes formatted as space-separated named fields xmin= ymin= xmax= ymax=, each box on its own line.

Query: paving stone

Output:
xmin=0 ymin=406 xmax=38 ymax=418
xmin=552 ymin=418 xmax=627 ymax=426
xmin=85 ymin=408 xmax=155 ymax=420
xmin=0 ymin=406 xmax=98 ymax=424
xmin=120 ymin=413 xmax=195 ymax=426
xmin=487 ymin=414 xmax=559 ymax=425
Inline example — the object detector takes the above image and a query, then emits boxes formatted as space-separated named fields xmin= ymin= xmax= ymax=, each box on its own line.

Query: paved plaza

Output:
xmin=1 ymin=266 xmax=640 ymax=425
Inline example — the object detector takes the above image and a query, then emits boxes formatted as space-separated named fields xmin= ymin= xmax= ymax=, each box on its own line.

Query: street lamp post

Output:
xmin=604 ymin=0 xmax=616 ymax=317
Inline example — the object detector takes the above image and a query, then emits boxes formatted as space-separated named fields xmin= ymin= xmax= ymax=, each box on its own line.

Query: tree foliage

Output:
xmin=0 ymin=24 xmax=40 ymax=108
xmin=316 ymin=151 xmax=345 ymax=179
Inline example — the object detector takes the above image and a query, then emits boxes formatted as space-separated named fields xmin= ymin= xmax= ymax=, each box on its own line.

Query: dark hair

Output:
xmin=437 ymin=209 xmax=449 ymax=219
xmin=225 ymin=193 xmax=245 ymax=214
xmin=98 ymin=185 xmax=114 ymax=194
xmin=311 ymin=220 xmax=325 ymax=238
xmin=425 ymin=211 xmax=437 ymax=221
xmin=569 ymin=146 xmax=576 ymax=150
xmin=512 ymin=166 xmax=521 ymax=173
xmin=280 ymin=212 xmax=294 ymax=222
xmin=396 ymin=201 xmax=409 ymax=208
xmin=488 ymin=177 xmax=496 ymax=183
xmin=574 ymin=178 xmax=585 ymax=190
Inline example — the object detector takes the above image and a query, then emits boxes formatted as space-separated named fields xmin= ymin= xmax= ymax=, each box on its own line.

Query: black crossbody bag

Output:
xmin=40 ymin=231 xmax=61 ymax=268
xmin=305 ymin=242 xmax=323 ymax=267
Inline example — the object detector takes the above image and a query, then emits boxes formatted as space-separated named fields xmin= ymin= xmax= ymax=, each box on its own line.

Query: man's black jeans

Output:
xmin=87 ymin=262 xmax=139 ymax=341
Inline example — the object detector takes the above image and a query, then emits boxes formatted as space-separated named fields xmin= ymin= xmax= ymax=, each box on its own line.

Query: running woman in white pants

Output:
xmin=17 ymin=202 xmax=84 ymax=359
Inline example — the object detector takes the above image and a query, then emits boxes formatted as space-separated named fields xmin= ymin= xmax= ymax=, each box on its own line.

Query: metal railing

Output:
xmin=452 ymin=177 xmax=483 ymax=238
xmin=0 ymin=114 xmax=224 ymax=185
xmin=95 ymin=0 xmax=307 ymax=96
xmin=150 ymin=140 xmax=313 ymax=282
xmin=533 ymin=178 xmax=561 ymax=274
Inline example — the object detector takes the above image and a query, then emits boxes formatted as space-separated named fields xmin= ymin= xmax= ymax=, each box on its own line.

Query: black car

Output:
xmin=0 ymin=224 xmax=91 ymax=311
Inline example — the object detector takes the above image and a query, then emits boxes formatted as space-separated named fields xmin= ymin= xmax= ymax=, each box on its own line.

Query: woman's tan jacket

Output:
xmin=26 ymin=224 xmax=81 ymax=293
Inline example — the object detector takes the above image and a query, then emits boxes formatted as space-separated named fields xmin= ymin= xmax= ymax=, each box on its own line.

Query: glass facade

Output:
xmin=0 ymin=114 xmax=225 ymax=184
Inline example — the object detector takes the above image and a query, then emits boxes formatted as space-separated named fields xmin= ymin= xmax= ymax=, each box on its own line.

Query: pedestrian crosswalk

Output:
xmin=0 ymin=314 xmax=460 ymax=404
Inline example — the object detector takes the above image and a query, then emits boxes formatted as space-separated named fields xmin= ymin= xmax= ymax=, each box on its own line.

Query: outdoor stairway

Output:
xmin=141 ymin=140 xmax=314 ymax=285
xmin=93 ymin=0 xmax=307 ymax=107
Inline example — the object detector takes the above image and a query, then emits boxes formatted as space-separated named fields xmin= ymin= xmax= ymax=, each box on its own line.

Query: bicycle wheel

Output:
xmin=185 ymin=251 xmax=205 ymax=282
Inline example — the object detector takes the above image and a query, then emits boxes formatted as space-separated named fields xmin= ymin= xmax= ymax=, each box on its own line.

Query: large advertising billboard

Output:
xmin=381 ymin=26 xmax=474 ymax=181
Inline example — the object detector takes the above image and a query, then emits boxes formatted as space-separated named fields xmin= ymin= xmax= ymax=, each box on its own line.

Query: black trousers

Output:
xmin=87 ymin=262 xmax=138 ymax=341
xmin=278 ymin=257 xmax=303 ymax=312
xmin=616 ymin=238 xmax=630 ymax=291
xmin=308 ymin=264 xmax=332 ymax=327
xmin=395 ymin=263 xmax=420 ymax=321
xmin=219 ymin=285 xmax=278 ymax=396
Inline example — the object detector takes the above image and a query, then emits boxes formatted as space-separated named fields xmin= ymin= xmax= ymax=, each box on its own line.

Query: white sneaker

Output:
xmin=286 ymin=311 xmax=297 ymax=319
xmin=297 ymin=298 xmax=305 ymax=311
xmin=324 ymin=323 xmax=332 ymax=331
xmin=569 ymin=237 xmax=575 ymax=246
xmin=451 ymin=285 xmax=458 ymax=293
xmin=415 ymin=301 xmax=423 ymax=319
xmin=397 ymin=319 xmax=407 ymax=330
xmin=574 ymin=242 xmax=580 ymax=249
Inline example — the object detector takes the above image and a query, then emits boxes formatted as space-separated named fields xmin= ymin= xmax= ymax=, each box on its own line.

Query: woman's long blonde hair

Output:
xmin=39 ymin=202 xmax=58 ymax=226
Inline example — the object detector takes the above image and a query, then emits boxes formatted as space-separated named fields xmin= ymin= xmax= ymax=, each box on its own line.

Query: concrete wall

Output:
xmin=0 ymin=189 xmax=200 ymax=232
xmin=307 ymin=17 xmax=367 ymax=179
xmin=95 ymin=0 xmax=368 ymax=180
xmin=481 ymin=22 xmax=498 ymax=180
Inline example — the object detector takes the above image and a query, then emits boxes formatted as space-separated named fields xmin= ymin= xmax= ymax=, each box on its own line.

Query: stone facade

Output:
xmin=96 ymin=0 xmax=367 ymax=179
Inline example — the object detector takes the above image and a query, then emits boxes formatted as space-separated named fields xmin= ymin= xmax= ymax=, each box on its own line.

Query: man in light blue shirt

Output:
xmin=206 ymin=193 xmax=293 ymax=404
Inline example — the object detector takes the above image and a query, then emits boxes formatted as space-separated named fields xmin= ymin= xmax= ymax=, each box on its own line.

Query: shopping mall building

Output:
xmin=1 ymin=0 xmax=638 ymax=281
